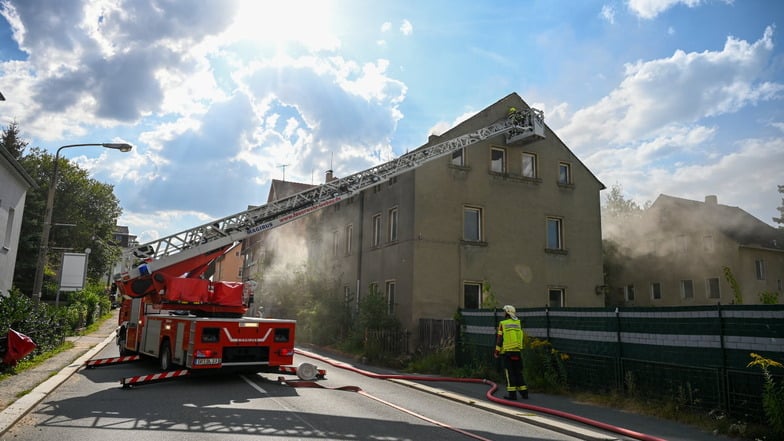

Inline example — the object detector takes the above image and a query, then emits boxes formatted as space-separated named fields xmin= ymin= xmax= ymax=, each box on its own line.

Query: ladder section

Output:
xmin=117 ymin=107 xmax=544 ymax=281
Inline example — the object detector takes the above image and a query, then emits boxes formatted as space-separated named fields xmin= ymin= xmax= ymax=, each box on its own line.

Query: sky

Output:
xmin=0 ymin=0 xmax=782 ymax=244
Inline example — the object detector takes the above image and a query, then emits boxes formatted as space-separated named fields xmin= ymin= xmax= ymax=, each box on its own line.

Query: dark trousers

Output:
xmin=502 ymin=352 xmax=527 ymax=393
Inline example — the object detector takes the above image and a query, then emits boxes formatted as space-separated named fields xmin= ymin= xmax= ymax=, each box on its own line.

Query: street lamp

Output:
xmin=32 ymin=143 xmax=132 ymax=303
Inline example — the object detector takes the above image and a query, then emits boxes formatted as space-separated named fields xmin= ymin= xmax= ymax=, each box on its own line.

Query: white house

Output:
xmin=0 ymin=146 xmax=37 ymax=297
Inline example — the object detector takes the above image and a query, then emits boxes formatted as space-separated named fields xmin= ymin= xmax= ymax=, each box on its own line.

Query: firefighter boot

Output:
xmin=521 ymin=389 xmax=529 ymax=399
xmin=503 ymin=391 xmax=518 ymax=400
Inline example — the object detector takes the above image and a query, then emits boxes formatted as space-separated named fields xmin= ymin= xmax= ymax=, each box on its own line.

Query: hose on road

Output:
xmin=295 ymin=348 xmax=667 ymax=441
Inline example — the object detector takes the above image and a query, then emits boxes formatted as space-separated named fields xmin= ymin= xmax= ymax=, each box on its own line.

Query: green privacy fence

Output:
xmin=456 ymin=305 xmax=784 ymax=421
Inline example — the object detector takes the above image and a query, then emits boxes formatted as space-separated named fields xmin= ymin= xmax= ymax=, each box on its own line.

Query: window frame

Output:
xmin=680 ymin=279 xmax=694 ymax=299
xmin=546 ymin=217 xmax=564 ymax=250
xmin=451 ymin=148 xmax=465 ymax=166
xmin=388 ymin=206 xmax=398 ymax=243
xmin=650 ymin=282 xmax=662 ymax=300
xmin=706 ymin=277 xmax=720 ymax=299
xmin=558 ymin=161 xmax=572 ymax=185
xmin=755 ymin=259 xmax=766 ymax=280
xmin=490 ymin=147 xmax=506 ymax=173
xmin=522 ymin=152 xmax=537 ymax=178
xmin=463 ymin=282 xmax=482 ymax=309
xmin=345 ymin=224 xmax=353 ymax=255
xmin=548 ymin=288 xmax=565 ymax=307
xmin=385 ymin=280 xmax=396 ymax=315
xmin=463 ymin=206 xmax=483 ymax=242
xmin=372 ymin=213 xmax=382 ymax=247
xmin=625 ymin=284 xmax=635 ymax=302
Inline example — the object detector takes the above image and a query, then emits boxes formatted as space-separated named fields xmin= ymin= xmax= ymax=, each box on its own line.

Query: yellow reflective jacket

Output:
xmin=496 ymin=318 xmax=524 ymax=353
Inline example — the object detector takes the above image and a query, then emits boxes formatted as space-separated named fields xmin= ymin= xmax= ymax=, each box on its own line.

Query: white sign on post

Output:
xmin=59 ymin=252 xmax=88 ymax=291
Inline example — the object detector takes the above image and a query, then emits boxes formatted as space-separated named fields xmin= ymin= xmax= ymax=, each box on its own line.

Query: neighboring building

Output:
xmin=0 ymin=146 xmax=37 ymax=297
xmin=606 ymin=194 xmax=784 ymax=306
xmin=213 ymin=242 xmax=244 ymax=283
xmin=244 ymin=93 xmax=607 ymax=342
xmin=113 ymin=225 xmax=137 ymax=248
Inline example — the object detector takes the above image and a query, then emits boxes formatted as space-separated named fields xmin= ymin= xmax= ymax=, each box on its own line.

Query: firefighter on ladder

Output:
xmin=494 ymin=305 xmax=528 ymax=400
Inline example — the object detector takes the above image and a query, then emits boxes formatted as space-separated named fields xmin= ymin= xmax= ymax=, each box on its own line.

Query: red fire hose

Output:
xmin=295 ymin=348 xmax=667 ymax=441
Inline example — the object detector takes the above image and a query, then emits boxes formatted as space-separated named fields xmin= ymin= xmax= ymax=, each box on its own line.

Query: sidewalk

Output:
xmin=0 ymin=309 xmax=119 ymax=436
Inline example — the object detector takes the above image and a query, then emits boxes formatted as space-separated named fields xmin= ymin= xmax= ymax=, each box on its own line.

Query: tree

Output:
xmin=14 ymin=146 xmax=124 ymax=298
xmin=774 ymin=185 xmax=784 ymax=229
xmin=602 ymin=183 xmax=643 ymax=219
xmin=0 ymin=121 xmax=28 ymax=159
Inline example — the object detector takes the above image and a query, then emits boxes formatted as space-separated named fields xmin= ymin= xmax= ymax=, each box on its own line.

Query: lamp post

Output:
xmin=32 ymin=143 xmax=132 ymax=303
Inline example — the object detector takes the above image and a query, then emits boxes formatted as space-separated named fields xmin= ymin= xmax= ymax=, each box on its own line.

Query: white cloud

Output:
xmin=558 ymin=26 xmax=781 ymax=153
xmin=400 ymin=19 xmax=413 ymax=36
xmin=627 ymin=0 xmax=704 ymax=20
xmin=381 ymin=22 xmax=391 ymax=32
xmin=601 ymin=5 xmax=616 ymax=24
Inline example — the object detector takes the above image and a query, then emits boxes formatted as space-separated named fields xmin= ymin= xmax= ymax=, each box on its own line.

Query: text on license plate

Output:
xmin=194 ymin=358 xmax=221 ymax=365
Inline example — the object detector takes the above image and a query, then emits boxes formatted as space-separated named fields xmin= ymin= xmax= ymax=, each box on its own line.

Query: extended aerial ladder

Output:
xmin=114 ymin=106 xmax=544 ymax=300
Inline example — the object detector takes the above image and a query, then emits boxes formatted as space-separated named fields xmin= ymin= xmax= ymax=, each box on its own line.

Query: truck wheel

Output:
xmin=117 ymin=329 xmax=132 ymax=356
xmin=160 ymin=341 xmax=172 ymax=371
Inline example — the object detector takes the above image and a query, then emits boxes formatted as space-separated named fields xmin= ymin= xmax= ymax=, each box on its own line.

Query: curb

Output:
xmin=0 ymin=331 xmax=116 ymax=436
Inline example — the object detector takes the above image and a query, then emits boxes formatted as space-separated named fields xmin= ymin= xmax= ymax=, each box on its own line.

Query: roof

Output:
xmin=0 ymin=145 xmax=38 ymax=189
xmin=267 ymin=179 xmax=317 ymax=202
xmin=417 ymin=92 xmax=605 ymax=190
xmin=648 ymin=194 xmax=784 ymax=251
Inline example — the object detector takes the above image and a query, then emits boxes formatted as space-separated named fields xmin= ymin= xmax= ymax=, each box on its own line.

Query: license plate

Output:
xmin=194 ymin=358 xmax=221 ymax=366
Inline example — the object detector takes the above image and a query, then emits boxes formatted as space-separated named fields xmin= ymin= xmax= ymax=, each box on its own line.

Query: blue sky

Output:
xmin=0 ymin=0 xmax=782 ymax=243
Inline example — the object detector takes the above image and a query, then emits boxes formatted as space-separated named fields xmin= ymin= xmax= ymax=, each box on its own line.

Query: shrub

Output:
xmin=747 ymin=353 xmax=784 ymax=436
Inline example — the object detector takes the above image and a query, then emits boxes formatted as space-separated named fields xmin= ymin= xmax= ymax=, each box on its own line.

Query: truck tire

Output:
xmin=160 ymin=340 xmax=172 ymax=371
xmin=117 ymin=328 xmax=132 ymax=356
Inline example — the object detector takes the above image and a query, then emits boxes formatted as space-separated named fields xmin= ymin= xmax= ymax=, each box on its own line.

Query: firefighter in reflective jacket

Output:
xmin=494 ymin=305 xmax=528 ymax=400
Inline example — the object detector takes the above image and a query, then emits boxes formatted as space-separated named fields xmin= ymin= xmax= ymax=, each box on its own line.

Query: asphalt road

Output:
xmin=2 ymin=342 xmax=597 ymax=441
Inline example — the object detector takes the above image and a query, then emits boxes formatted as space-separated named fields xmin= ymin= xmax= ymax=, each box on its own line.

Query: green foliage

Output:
xmin=723 ymin=266 xmax=744 ymax=304
xmin=748 ymin=353 xmax=784 ymax=436
xmin=0 ymin=289 xmax=68 ymax=364
xmin=602 ymin=183 xmax=643 ymax=219
xmin=774 ymin=184 xmax=783 ymax=229
xmin=523 ymin=338 xmax=569 ymax=393
xmin=759 ymin=291 xmax=780 ymax=305
xmin=1 ymin=121 xmax=28 ymax=159
xmin=480 ymin=282 xmax=498 ymax=309
xmin=13 ymin=145 xmax=124 ymax=297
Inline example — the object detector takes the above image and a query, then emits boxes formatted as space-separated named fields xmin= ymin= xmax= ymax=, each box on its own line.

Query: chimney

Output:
xmin=705 ymin=195 xmax=718 ymax=205
xmin=325 ymin=169 xmax=335 ymax=183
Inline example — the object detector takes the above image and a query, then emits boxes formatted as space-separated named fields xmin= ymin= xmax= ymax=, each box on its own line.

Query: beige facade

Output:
xmin=244 ymin=93 xmax=607 ymax=339
xmin=606 ymin=194 xmax=784 ymax=306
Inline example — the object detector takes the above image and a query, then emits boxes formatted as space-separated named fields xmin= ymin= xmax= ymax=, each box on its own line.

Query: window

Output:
xmin=463 ymin=283 xmax=482 ymax=309
xmin=490 ymin=147 xmax=506 ymax=173
xmin=463 ymin=206 xmax=483 ymax=242
xmin=625 ymin=285 xmax=635 ymax=301
xmin=372 ymin=214 xmax=381 ymax=247
xmin=345 ymin=224 xmax=353 ymax=255
xmin=546 ymin=217 xmax=563 ymax=250
xmin=451 ymin=148 xmax=464 ymax=166
xmin=3 ymin=207 xmax=14 ymax=249
xmin=385 ymin=280 xmax=396 ymax=314
xmin=680 ymin=280 xmax=694 ymax=299
xmin=703 ymin=235 xmax=714 ymax=252
xmin=755 ymin=259 xmax=766 ymax=280
xmin=548 ymin=288 xmax=564 ymax=307
xmin=332 ymin=230 xmax=339 ymax=256
xmin=388 ymin=207 xmax=398 ymax=242
xmin=707 ymin=277 xmax=720 ymax=299
xmin=522 ymin=153 xmax=537 ymax=178
xmin=558 ymin=162 xmax=571 ymax=185
xmin=650 ymin=282 xmax=662 ymax=300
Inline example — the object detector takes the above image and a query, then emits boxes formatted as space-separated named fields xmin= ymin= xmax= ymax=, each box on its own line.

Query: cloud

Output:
xmin=627 ymin=0 xmax=704 ymax=20
xmin=400 ymin=19 xmax=413 ymax=36
xmin=600 ymin=5 xmax=616 ymax=24
xmin=558 ymin=26 xmax=781 ymax=153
